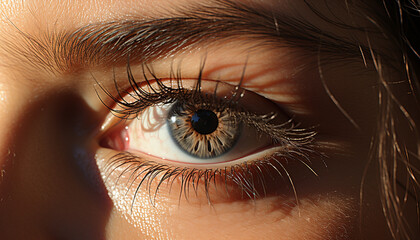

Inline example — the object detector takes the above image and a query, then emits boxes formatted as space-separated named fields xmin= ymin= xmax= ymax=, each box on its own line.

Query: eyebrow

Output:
xmin=5 ymin=0 xmax=363 ymax=74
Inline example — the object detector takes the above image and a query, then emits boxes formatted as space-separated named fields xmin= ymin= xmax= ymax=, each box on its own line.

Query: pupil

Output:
xmin=191 ymin=109 xmax=219 ymax=135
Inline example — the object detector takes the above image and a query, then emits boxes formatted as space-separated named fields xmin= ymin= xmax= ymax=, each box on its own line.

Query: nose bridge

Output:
xmin=0 ymin=90 xmax=112 ymax=240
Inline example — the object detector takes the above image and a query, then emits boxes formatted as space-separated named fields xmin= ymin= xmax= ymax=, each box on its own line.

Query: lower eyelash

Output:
xmin=103 ymin=141 xmax=319 ymax=208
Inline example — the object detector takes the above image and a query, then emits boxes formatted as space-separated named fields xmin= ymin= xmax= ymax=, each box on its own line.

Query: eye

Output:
xmin=97 ymin=65 xmax=317 ymax=203
xmin=102 ymin=81 xmax=279 ymax=164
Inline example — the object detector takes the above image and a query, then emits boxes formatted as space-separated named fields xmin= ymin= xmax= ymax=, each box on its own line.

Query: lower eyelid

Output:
xmin=117 ymin=145 xmax=281 ymax=168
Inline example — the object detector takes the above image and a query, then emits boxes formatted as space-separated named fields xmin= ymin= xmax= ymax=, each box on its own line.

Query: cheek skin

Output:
xmin=108 ymin=193 xmax=356 ymax=240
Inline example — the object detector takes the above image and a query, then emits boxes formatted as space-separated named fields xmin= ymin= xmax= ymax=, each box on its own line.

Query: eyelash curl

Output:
xmin=98 ymin=61 xmax=319 ymax=207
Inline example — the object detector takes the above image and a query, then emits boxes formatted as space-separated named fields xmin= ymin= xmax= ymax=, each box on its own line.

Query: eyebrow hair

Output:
xmin=4 ymin=0 xmax=364 ymax=74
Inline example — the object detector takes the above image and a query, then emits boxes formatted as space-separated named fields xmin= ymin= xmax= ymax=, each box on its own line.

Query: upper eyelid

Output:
xmin=4 ymin=0 xmax=365 ymax=75
xmin=92 ymin=51 xmax=316 ymax=121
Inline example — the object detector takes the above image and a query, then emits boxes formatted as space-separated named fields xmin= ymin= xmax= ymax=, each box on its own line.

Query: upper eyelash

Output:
xmin=97 ymin=61 xmax=320 ymax=206
xmin=98 ymin=62 xmax=317 ymax=145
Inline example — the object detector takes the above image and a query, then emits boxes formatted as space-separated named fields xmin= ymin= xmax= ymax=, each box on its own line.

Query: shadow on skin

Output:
xmin=0 ymin=91 xmax=112 ymax=240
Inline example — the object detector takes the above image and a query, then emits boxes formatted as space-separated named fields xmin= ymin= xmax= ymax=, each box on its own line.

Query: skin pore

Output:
xmin=0 ymin=0 xmax=419 ymax=240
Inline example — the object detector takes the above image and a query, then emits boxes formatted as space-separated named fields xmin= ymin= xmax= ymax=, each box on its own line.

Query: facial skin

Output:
xmin=0 ymin=0 xmax=418 ymax=240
